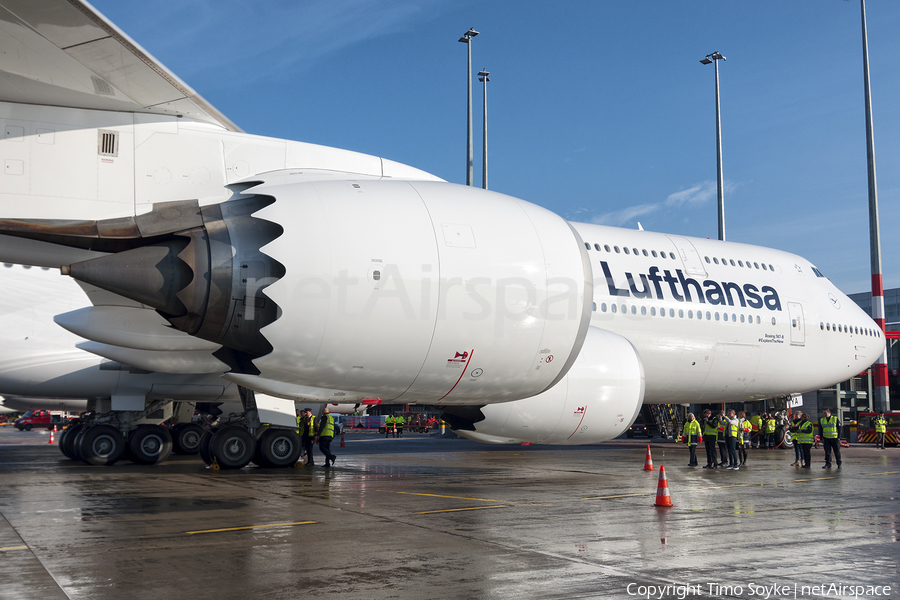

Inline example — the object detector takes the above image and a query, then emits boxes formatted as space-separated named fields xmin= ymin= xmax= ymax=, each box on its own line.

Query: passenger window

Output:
xmin=704 ymin=256 xmax=710 ymax=263
xmin=624 ymin=247 xmax=630 ymax=255
xmin=633 ymin=248 xmax=639 ymax=255
xmin=715 ymin=312 xmax=720 ymax=321
xmin=669 ymin=308 xmax=675 ymax=317
xmin=612 ymin=304 xmax=617 ymax=313
xmin=585 ymin=243 xmax=591 ymax=250
xmin=614 ymin=246 xmax=620 ymax=253
xmin=706 ymin=311 xmax=711 ymax=320
xmin=669 ymin=253 xmax=676 ymax=259
xmin=605 ymin=245 xmax=611 ymax=252
xmin=688 ymin=310 xmax=693 ymax=318
xmin=738 ymin=260 xmax=744 ymax=267
xmin=594 ymin=243 xmax=601 ymax=251
xmin=631 ymin=305 xmax=636 ymax=314
xmin=601 ymin=303 xmax=607 ymax=312
xmin=642 ymin=249 xmax=648 ymax=257
xmin=678 ymin=309 xmax=684 ymax=318
xmin=756 ymin=316 xmax=761 ymax=324
xmin=729 ymin=259 xmax=736 ymax=266
xmin=592 ymin=302 xmax=597 ymax=311
xmin=651 ymin=307 xmax=657 ymax=316
xmin=713 ymin=257 xmax=720 ymax=265
xmin=769 ymin=264 xmax=774 ymax=271
xmin=754 ymin=262 xmax=759 ymax=269
xmin=652 ymin=250 xmax=658 ymax=258
xmin=741 ymin=314 xmax=745 ymax=323
xmin=761 ymin=264 xmax=768 ymax=271
xmin=641 ymin=306 xmax=647 ymax=315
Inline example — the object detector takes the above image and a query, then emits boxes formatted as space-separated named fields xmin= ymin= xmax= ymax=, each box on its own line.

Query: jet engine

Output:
xmin=0 ymin=172 xmax=594 ymax=405
xmin=441 ymin=327 xmax=645 ymax=444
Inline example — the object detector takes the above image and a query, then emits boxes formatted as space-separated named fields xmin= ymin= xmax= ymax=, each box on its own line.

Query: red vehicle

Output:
xmin=856 ymin=412 xmax=899 ymax=446
xmin=14 ymin=410 xmax=70 ymax=431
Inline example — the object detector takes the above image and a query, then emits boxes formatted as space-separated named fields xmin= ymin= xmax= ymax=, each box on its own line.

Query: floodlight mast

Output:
xmin=700 ymin=51 xmax=726 ymax=241
xmin=478 ymin=69 xmax=490 ymax=190
xmin=459 ymin=28 xmax=479 ymax=186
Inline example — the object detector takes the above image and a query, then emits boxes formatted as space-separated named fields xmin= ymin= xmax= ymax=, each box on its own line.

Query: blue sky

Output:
xmin=91 ymin=0 xmax=900 ymax=295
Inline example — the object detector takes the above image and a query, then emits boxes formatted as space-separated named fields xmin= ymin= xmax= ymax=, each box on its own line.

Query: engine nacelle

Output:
xmin=3 ymin=172 xmax=593 ymax=404
xmin=444 ymin=327 xmax=645 ymax=444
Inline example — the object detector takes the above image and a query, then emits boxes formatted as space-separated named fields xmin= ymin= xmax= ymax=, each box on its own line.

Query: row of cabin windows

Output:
xmin=584 ymin=242 xmax=676 ymax=260
xmin=820 ymin=322 xmax=881 ymax=338
xmin=581 ymin=242 xmax=776 ymax=272
xmin=704 ymin=256 xmax=775 ymax=272
xmin=593 ymin=301 xmax=764 ymax=324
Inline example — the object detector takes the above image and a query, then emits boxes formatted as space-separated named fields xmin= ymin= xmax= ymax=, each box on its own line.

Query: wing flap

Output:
xmin=0 ymin=0 xmax=241 ymax=132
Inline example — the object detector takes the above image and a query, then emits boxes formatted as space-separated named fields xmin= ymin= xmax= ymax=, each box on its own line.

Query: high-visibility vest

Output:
xmin=703 ymin=419 xmax=718 ymax=439
xmin=386 ymin=416 xmax=394 ymax=426
xmin=798 ymin=420 xmax=814 ymax=444
xmin=820 ymin=416 xmax=838 ymax=439
xmin=397 ymin=416 xmax=405 ymax=426
xmin=320 ymin=414 xmax=335 ymax=438
xmin=728 ymin=419 xmax=739 ymax=438
xmin=750 ymin=415 xmax=761 ymax=432
xmin=765 ymin=419 xmax=776 ymax=434
xmin=875 ymin=417 xmax=887 ymax=434
xmin=683 ymin=419 xmax=701 ymax=444
xmin=304 ymin=416 xmax=316 ymax=437
xmin=296 ymin=414 xmax=302 ymax=434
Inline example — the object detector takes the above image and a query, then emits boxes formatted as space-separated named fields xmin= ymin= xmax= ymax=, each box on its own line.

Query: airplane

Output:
xmin=0 ymin=1 xmax=884 ymax=465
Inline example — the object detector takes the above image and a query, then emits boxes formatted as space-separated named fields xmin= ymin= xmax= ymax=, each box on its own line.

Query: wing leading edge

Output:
xmin=0 ymin=0 xmax=242 ymax=132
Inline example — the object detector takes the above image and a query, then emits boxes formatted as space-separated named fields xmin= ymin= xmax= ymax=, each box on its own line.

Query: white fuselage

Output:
xmin=572 ymin=225 xmax=882 ymax=403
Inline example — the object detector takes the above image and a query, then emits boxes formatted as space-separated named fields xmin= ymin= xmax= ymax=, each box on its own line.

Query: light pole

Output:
xmin=458 ymin=28 xmax=479 ymax=186
xmin=859 ymin=0 xmax=889 ymax=412
xmin=478 ymin=69 xmax=490 ymax=190
xmin=700 ymin=51 xmax=726 ymax=241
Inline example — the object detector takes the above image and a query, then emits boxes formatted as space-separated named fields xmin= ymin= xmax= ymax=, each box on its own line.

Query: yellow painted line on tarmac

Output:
xmin=794 ymin=477 xmax=836 ymax=482
xmin=0 ymin=545 xmax=28 ymax=552
xmin=185 ymin=521 xmax=316 ymax=535
xmin=383 ymin=490 xmax=551 ymax=506
xmin=416 ymin=505 xmax=508 ymax=514
xmin=580 ymin=493 xmax=652 ymax=500
xmin=863 ymin=471 xmax=900 ymax=476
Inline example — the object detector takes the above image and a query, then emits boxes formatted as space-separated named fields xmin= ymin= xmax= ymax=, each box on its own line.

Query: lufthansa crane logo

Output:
xmin=828 ymin=293 xmax=840 ymax=309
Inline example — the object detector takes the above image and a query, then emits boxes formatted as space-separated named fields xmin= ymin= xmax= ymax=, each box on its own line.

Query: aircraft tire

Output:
xmin=63 ymin=423 xmax=85 ymax=461
xmin=77 ymin=425 xmax=125 ymax=466
xmin=172 ymin=423 xmax=204 ymax=455
xmin=209 ymin=426 xmax=254 ymax=469
xmin=775 ymin=426 xmax=792 ymax=449
xmin=256 ymin=429 xmax=302 ymax=468
xmin=128 ymin=425 xmax=173 ymax=465
xmin=57 ymin=427 xmax=73 ymax=460
xmin=199 ymin=429 xmax=216 ymax=466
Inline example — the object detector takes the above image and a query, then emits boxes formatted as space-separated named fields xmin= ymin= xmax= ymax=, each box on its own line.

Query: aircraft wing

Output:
xmin=0 ymin=0 xmax=242 ymax=132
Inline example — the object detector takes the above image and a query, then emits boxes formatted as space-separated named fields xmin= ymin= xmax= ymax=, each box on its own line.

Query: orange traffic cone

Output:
xmin=340 ymin=433 xmax=346 ymax=448
xmin=643 ymin=444 xmax=654 ymax=471
xmin=48 ymin=425 xmax=56 ymax=445
xmin=654 ymin=465 xmax=674 ymax=507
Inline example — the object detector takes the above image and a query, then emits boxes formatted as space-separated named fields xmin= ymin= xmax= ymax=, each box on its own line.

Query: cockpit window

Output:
xmin=811 ymin=266 xmax=826 ymax=278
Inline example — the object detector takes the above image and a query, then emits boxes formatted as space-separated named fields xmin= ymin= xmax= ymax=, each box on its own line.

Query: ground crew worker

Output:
xmin=819 ymin=408 xmax=842 ymax=469
xmin=385 ymin=414 xmax=394 ymax=438
xmin=750 ymin=412 xmax=763 ymax=448
xmin=683 ymin=413 xmax=701 ymax=467
xmin=702 ymin=409 xmax=719 ymax=469
xmin=316 ymin=407 xmax=337 ymax=467
xmin=716 ymin=410 xmax=728 ymax=466
xmin=765 ymin=413 xmax=777 ymax=449
xmin=797 ymin=413 xmax=814 ymax=468
xmin=737 ymin=410 xmax=750 ymax=467
xmin=724 ymin=409 xmax=740 ymax=469
xmin=789 ymin=412 xmax=804 ymax=466
xmin=300 ymin=408 xmax=316 ymax=467
xmin=395 ymin=414 xmax=405 ymax=438
xmin=874 ymin=413 xmax=887 ymax=449
xmin=295 ymin=409 xmax=302 ymax=435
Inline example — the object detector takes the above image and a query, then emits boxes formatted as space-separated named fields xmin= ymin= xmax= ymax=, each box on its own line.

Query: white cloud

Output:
xmin=665 ymin=181 xmax=717 ymax=207
xmin=591 ymin=203 xmax=660 ymax=226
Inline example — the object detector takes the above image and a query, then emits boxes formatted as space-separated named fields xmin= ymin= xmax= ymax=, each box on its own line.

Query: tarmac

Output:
xmin=0 ymin=426 xmax=898 ymax=600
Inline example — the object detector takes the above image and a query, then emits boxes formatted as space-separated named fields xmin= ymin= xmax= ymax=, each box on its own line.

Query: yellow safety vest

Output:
xmin=320 ymin=414 xmax=335 ymax=438
xmin=875 ymin=417 xmax=886 ymax=434
xmin=798 ymin=420 xmax=814 ymax=444
xmin=820 ymin=416 xmax=838 ymax=439
xmin=765 ymin=419 xmax=776 ymax=434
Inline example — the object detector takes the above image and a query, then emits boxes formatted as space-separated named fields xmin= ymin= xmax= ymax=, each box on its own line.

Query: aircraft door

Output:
xmin=788 ymin=302 xmax=805 ymax=345
xmin=666 ymin=235 xmax=707 ymax=278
